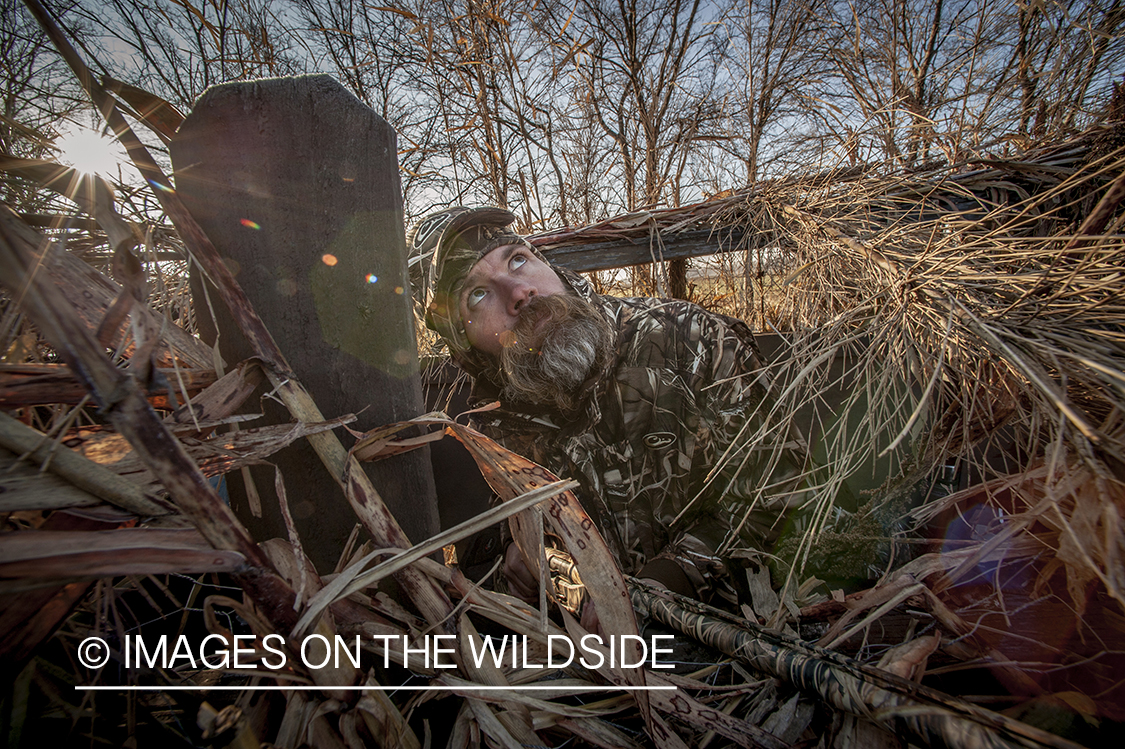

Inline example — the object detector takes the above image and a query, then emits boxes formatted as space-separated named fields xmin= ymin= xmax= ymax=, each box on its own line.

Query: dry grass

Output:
xmin=517 ymin=124 xmax=1125 ymax=728
xmin=2 ymin=2 xmax=1124 ymax=743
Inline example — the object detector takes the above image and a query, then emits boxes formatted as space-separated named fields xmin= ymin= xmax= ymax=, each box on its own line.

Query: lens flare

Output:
xmin=322 ymin=254 xmax=338 ymax=266
xmin=240 ymin=218 xmax=261 ymax=230
xmin=366 ymin=274 xmax=378 ymax=283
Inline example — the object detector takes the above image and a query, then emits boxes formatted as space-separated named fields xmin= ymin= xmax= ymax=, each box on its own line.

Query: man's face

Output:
xmin=459 ymin=244 xmax=568 ymax=356
xmin=458 ymin=244 xmax=612 ymax=413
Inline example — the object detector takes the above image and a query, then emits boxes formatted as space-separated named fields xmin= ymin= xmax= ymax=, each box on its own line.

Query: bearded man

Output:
xmin=413 ymin=207 xmax=810 ymax=606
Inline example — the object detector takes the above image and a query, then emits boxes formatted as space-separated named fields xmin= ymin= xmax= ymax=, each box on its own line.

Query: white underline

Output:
xmin=76 ymin=685 xmax=677 ymax=692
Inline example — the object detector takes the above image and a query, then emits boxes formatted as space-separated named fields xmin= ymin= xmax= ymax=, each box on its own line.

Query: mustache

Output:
xmin=509 ymin=295 xmax=579 ymax=348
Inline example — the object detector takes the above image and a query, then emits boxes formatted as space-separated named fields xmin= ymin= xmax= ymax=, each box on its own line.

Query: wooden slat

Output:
xmin=0 ymin=510 xmax=128 ymax=669
xmin=538 ymin=227 xmax=744 ymax=273
xmin=0 ymin=363 xmax=216 ymax=408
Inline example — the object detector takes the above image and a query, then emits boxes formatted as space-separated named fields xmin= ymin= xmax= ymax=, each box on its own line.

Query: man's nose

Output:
xmin=506 ymin=281 xmax=537 ymax=316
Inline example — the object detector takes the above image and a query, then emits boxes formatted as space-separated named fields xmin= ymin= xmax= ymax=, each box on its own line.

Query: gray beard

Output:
xmin=498 ymin=294 xmax=612 ymax=414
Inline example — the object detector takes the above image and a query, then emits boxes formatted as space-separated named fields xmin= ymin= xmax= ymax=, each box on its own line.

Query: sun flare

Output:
xmin=54 ymin=125 xmax=127 ymax=178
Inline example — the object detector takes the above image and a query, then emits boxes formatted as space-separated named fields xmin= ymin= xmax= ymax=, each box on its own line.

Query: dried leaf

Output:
xmin=102 ymin=75 xmax=185 ymax=143
xmin=875 ymin=633 xmax=941 ymax=682
xmin=444 ymin=422 xmax=648 ymax=667
xmin=74 ymin=415 xmax=354 ymax=491
xmin=367 ymin=5 xmax=418 ymax=20
xmin=0 ymin=528 xmax=245 ymax=581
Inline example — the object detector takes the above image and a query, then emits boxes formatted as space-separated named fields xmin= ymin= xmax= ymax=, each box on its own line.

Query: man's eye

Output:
xmin=510 ymin=254 xmax=527 ymax=271
xmin=467 ymin=288 xmax=487 ymax=307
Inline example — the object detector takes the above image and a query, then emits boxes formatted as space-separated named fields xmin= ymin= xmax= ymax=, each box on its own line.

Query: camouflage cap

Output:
xmin=411 ymin=206 xmax=538 ymax=354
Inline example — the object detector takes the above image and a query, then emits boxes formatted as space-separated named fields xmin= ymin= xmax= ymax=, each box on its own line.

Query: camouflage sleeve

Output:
xmin=686 ymin=313 xmax=810 ymax=568
xmin=654 ymin=307 xmax=810 ymax=601
xmin=652 ymin=309 xmax=770 ymax=599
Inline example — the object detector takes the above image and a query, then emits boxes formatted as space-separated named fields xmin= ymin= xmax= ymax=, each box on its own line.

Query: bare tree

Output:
xmin=547 ymin=0 xmax=733 ymax=295
xmin=554 ymin=91 xmax=623 ymax=225
xmin=1 ymin=0 xmax=86 ymax=188
xmin=70 ymin=0 xmax=301 ymax=110
xmin=814 ymin=0 xmax=1125 ymax=168
xmin=8 ymin=0 xmax=1125 ymax=237
xmin=721 ymin=0 xmax=829 ymax=184
xmin=399 ymin=1 xmax=580 ymax=229
xmin=818 ymin=0 xmax=986 ymax=168
xmin=289 ymin=2 xmax=421 ymax=121
xmin=566 ymin=0 xmax=727 ymax=208
xmin=1012 ymin=0 xmax=1125 ymax=141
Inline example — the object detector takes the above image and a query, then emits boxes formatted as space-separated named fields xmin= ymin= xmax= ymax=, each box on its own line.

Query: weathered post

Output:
xmin=171 ymin=75 xmax=438 ymax=570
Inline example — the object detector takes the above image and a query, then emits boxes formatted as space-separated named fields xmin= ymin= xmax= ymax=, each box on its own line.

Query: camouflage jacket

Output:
xmin=470 ymin=270 xmax=808 ymax=602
